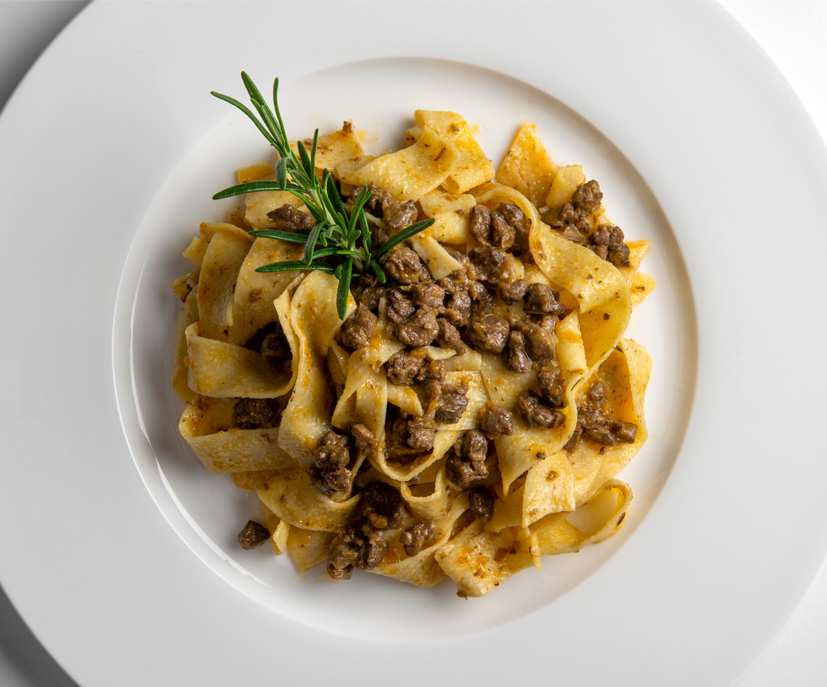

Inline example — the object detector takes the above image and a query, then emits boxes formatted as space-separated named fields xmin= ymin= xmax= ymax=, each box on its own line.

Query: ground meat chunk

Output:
xmin=573 ymin=380 xmax=638 ymax=448
xmin=460 ymin=429 xmax=487 ymax=461
xmin=499 ymin=278 xmax=529 ymax=305
xmin=351 ymin=274 xmax=385 ymax=310
xmin=395 ymin=308 xmax=439 ymax=347
xmin=446 ymin=457 xmax=489 ymax=488
xmin=589 ymin=224 xmax=613 ymax=247
xmin=310 ymin=430 xmax=353 ymax=496
xmin=405 ymin=418 xmax=436 ymax=451
xmin=245 ymin=322 xmax=290 ymax=362
xmin=489 ymin=216 xmax=516 ymax=254
xmin=541 ymin=180 xmax=605 ymax=247
xmin=496 ymin=203 xmax=528 ymax=233
xmin=489 ymin=208 xmax=516 ymax=251
xmin=386 ymin=350 xmax=446 ymax=386
xmin=232 ymin=398 xmax=283 ymax=429
xmin=446 ymin=430 xmax=489 ymax=488
xmin=421 ymin=379 xmax=443 ymax=420
xmin=524 ymin=283 xmax=565 ymax=316
xmin=247 ymin=322 xmax=291 ymax=371
xmin=468 ymin=281 xmax=495 ymax=318
xmin=358 ymin=183 xmax=386 ymax=216
xmin=326 ymin=523 xmax=387 ymax=580
xmin=571 ymin=179 xmax=603 ymax=215
xmin=238 ymin=520 xmax=271 ymax=550
xmin=361 ymin=481 xmax=411 ymax=529
xmin=421 ymin=358 xmax=447 ymax=382
xmin=386 ymin=349 xmax=426 ymax=385
xmin=357 ymin=183 xmax=412 ymax=226
xmin=441 ymin=285 xmax=472 ymax=326
xmin=538 ymin=362 xmax=566 ymax=409
xmin=543 ymin=180 xmax=601 ymax=232
xmin=589 ymin=224 xmax=631 ymax=267
xmin=468 ymin=246 xmax=505 ymax=284
xmin=381 ymin=246 xmax=428 ymax=284
xmin=369 ymin=221 xmax=392 ymax=248
xmin=266 ymin=203 xmax=315 ymax=232
xmin=541 ymin=202 xmax=583 ymax=230
xmin=470 ymin=203 xmax=523 ymax=252
xmin=385 ymin=412 xmax=411 ymax=455
xmin=387 ymin=288 xmax=416 ymax=323
xmin=401 ymin=520 xmax=437 ymax=556
xmin=412 ymin=282 xmax=445 ymax=310
xmin=385 ymin=200 xmax=418 ymax=232
xmin=468 ymin=314 xmax=510 ymax=353
xmin=479 ymin=404 xmax=515 ymax=437
xmin=521 ymin=322 xmax=557 ymax=364
xmin=534 ymin=314 xmax=560 ymax=332
xmin=606 ymin=240 xmax=631 ymax=267
xmin=505 ymin=330 xmax=532 ymax=373
xmin=436 ymin=317 xmax=465 ymax=354
xmin=350 ymin=423 xmax=376 ymax=459
xmin=468 ymin=487 xmax=495 ymax=522
xmin=387 ymin=412 xmax=435 ymax=458
xmin=311 ymin=465 xmax=352 ymax=496
xmin=341 ymin=303 xmax=377 ymax=350
xmin=542 ymin=178 xmax=631 ymax=268
xmin=517 ymin=391 xmax=564 ymax=428
xmin=584 ymin=378 xmax=608 ymax=405
xmin=326 ymin=527 xmax=359 ymax=580
xmin=445 ymin=248 xmax=473 ymax=275
xmin=558 ymin=222 xmax=588 ymax=244
xmin=564 ymin=427 xmax=583 ymax=453
xmin=260 ymin=330 xmax=289 ymax=366
xmin=469 ymin=204 xmax=492 ymax=245
xmin=351 ymin=184 xmax=418 ymax=245
xmin=360 ymin=528 xmax=387 ymax=568
xmin=435 ymin=382 xmax=469 ymax=425
xmin=612 ymin=422 xmax=638 ymax=443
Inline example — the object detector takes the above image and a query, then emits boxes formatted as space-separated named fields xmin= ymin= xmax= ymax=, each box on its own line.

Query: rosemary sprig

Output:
xmin=211 ymin=72 xmax=434 ymax=319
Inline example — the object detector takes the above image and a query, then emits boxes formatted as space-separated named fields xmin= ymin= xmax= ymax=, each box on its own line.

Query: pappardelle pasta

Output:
xmin=171 ymin=109 xmax=654 ymax=597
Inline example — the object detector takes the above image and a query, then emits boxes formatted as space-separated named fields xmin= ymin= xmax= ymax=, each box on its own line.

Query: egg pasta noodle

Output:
xmin=171 ymin=111 xmax=654 ymax=597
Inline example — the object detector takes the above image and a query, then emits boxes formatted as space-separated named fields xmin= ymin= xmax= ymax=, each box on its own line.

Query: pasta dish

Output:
xmin=170 ymin=96 xmax=653 ymax=597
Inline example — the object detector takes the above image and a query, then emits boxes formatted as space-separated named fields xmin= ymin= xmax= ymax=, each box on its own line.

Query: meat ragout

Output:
xmin=172 ymin=93 xmax=654 ymax=598
xmin=318 ymin=179 xmax=639 ymax=578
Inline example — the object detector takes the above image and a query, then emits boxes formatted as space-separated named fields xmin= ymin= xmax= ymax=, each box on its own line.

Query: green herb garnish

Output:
xmin=211 ymin=72 xmax=434 ymax=319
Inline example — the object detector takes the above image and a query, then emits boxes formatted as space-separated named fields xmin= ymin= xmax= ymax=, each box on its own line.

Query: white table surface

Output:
xmin=0 ymin=2 xmax=824 ymax=686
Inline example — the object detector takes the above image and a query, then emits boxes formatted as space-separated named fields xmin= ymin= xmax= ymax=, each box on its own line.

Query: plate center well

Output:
xmin=114 ymin=57 xmax=697 ymax=640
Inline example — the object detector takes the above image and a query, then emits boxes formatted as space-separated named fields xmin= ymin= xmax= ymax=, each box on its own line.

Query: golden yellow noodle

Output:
xmin=171 ymin=112 xmax=654 ymax=597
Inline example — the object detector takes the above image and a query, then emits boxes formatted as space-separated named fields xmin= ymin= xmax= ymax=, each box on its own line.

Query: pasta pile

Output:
xmin=171 ymin=111 xmax=654 ymax=597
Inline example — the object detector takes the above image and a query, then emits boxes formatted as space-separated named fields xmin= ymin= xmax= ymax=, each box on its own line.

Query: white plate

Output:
xmin=1 ymin=2 xmax=825 ymax=686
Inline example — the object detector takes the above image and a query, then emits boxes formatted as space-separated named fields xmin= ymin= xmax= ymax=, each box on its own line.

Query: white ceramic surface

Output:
xmin=119 ymin=55 xmax=694 ymax=641
xmin=1 ymin=3 xmax=826 ymax=686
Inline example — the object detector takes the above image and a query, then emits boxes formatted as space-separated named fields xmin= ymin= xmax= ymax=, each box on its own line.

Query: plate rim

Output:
xmin=2 ymin=2 xmax=826 ymax=686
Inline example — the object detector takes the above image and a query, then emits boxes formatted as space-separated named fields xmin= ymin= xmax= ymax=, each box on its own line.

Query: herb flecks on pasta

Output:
xmin=171 ymin=93 xmax=655 ymax=598
xmin=210 ymin=73 xmax=434 ymax=319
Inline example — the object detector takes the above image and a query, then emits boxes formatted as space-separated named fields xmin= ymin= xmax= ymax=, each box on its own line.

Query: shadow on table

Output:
xmin=0 ymin=584 xmax=80 ymax=687
xmin=0 ymin=0 xmax=90 ymax=115
xmin=0 ymin=1 xmax=89 ymax=684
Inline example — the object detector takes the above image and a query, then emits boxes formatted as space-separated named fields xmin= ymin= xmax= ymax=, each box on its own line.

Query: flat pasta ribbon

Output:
xmin=171 ymin=109 xmax=654 ymax=597
xmin=178 ymin=396 xmax=295 ymax=473
xmin=568 ymin=339 xmax=652 ymax=506
xmin=278 ymin=271 xmax=355 ymax=465
xmin=256 ymin=468 xmax=361 ymax=532
xmin=196 ymin=224 xmax=254 ymax=340
xmin=184 ymin=289 xmax=296 ymax=398
xmin=531 ymin=225 xmax=632 ymax=371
